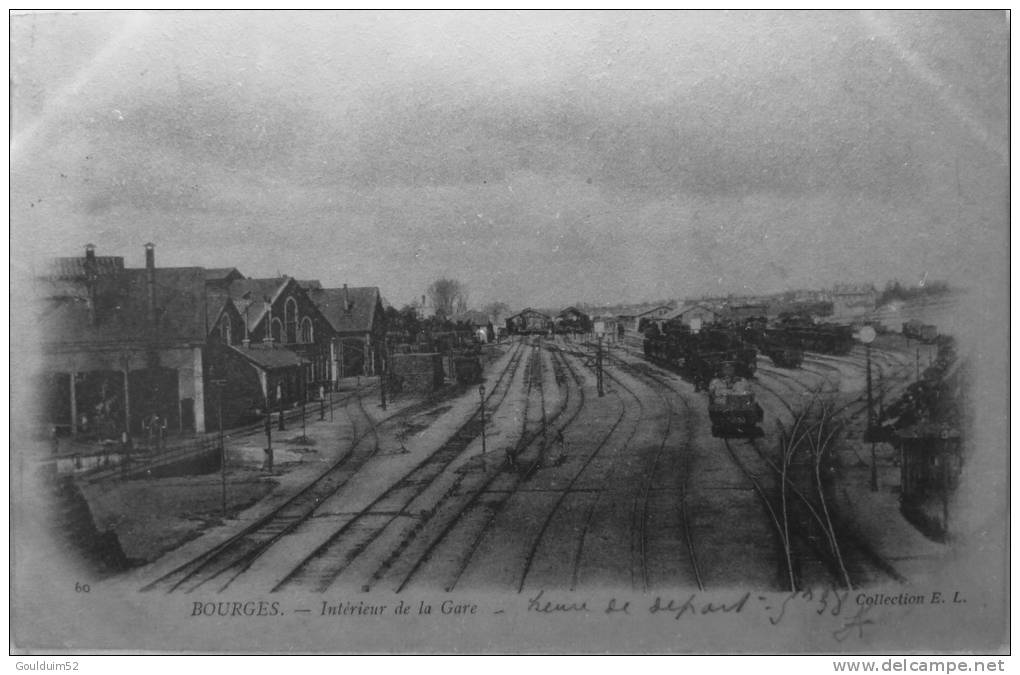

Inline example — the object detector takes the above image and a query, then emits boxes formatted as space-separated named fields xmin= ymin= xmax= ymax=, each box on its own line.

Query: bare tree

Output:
xmin=426 ymin=277 xmax=468 ymax=319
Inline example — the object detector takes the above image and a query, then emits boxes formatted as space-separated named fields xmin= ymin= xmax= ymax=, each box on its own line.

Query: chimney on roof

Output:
xmin=144 ymin=243 xmax=157 ymax=333
xmin=343 ymin=284 xmax=351 ymax=313
xmin=84 ymin=243 xmax=98 ymax=325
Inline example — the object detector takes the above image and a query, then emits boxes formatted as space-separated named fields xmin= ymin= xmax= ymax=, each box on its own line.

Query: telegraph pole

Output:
xmin=380 ymin=341 xmax=387 ymax=411
xmin=478 ymin=384 xmax=486 ymax=457
xmin=278 ymin=384 xmax=286 ymax=431
xmin=264 ymin=405 xmax=273 ymax=472
xmin=211 ymin=379 xmax=227 ymax=517
xmin=596 ymin=335 xmax=605 ymax=397
xmin=858 ymin=326 xmax=877 ymax=492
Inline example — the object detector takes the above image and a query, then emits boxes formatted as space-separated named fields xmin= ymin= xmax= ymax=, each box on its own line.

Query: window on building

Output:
xmin=272 ymin=318 xmax=283 ymax=343
xmin=301 ymin=317 xmax=313 ymax=344
xmin=285 ymin=297 xmax=298 ymax=343
xmin=219 ymin=315 xmax=232 ymax=344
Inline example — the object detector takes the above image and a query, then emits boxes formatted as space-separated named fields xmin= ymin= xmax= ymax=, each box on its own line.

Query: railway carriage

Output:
xmin=707 ymin=365 xmax=764 ymax=437
xmin=643 ymin=322 xmax=757 ymax=388
xmin=902 ymin=320 xmax=939 ymax=344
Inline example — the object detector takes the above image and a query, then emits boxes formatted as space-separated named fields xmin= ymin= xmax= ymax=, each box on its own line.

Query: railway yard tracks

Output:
xmin=140 ymin=333 xmax=920 ymax=595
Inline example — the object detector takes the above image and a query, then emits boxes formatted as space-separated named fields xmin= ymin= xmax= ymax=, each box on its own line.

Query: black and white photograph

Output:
xmin=9 ymin=10 xmax=1010 ymax=654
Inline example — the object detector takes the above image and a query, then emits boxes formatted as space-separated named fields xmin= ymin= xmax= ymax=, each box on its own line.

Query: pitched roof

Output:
xmin=204 ymin=267 xmax=245 ymax=284
xmin=508 ymin=307 xmax=550 ymax=320
xmin=226 ymin=278 xmax=292 ymax=331
xmin=661 ymin=303 xmax=719 ymax=321
xmin=228 ymin=344 xmax=307 ymax=370
xmin=296 ymin=280 xmax=322 ymax=290
xmin=43 ymin=256 xmax=125 ymax=280
xmin=39 ymin=267 xmax=208 ymax=345
xmin=633 ymin=305 xmax=673 ymax=318
xmin=307 ymin=286 xmax=381 ymax=334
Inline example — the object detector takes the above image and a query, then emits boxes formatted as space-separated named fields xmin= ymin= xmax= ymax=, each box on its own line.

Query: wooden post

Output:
xmin=69 ymin=369 xmax=78 ymax=436
xmin=122 ymin=357 xmax=131 ymax=437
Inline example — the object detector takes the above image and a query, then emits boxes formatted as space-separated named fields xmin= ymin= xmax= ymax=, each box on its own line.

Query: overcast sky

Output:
xmin=11 ymin=10 xmax=1009 ymax=309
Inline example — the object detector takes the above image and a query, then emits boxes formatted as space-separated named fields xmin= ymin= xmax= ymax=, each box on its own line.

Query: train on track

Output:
xmin=708 ymin=369 xmax=764 ymax=437
xmin=902 ymin=319 xmax=939 ymax=344
xmin=757 ymin=314 xmax=855 ymax=356
xmin=740 ymin=318 xmax=804 ymax=368
xmin=643 ymin=323 xmax=757 ymax=390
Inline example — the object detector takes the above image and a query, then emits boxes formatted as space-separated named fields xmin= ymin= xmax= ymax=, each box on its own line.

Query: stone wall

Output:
xmin=390 ymin=353 xmax=444 ymax=394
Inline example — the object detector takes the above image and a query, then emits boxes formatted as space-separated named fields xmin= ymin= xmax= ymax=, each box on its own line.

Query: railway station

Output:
xmin=30 ymin=254 xmax=968 ymax=595
xmin=11 ymin=10 xmax=1005 ymax=655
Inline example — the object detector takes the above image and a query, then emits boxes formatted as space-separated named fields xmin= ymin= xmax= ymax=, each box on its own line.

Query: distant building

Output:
xmin=723 ymin=303 xmax=770 ymax=323
xmin=623 ymin=305 xmax=673 ymax=332
xmin=303 ymin=284 xmax=387 ymax=377
xmin=555 ymin=306 xmax=591 ymax=334
xmin=506 ymin=308 xmax=551 ymax=334
xmin=660 ymin=303 xmax=721 ymax=332
xmin=830 ymin=284 xmax=878 ymax=317
xmin=451 ymin=310 xmax=494 ymax=342
xmin=592 ymin=314 xmax=621 ymax=341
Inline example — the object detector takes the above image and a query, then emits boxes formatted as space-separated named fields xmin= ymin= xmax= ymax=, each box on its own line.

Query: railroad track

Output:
xmin=383 ymin=338 xmax=563 ymax=591
xmin=270 ymin=339 xmax=532 ymax=592
xmin=602 ymin=351 xmax=705 ymax=592
xmin=140 ymin=387 xmax=391 ymax=594
xmin=620 ymin=346 xmax=874 ymax=590
xmin=142 ymin=342 xmax=523 ymax=594
xmin=387 ymin=340 xmax=582 ymax=593
xmin=723 ymin=436 xmax=903 ymax=590
xmin=518 ymin=340 xmax=637 ymax=592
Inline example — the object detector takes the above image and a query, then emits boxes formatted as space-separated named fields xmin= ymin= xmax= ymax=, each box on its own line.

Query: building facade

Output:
xmin=37 ymin=244 xmax=209 ymax=437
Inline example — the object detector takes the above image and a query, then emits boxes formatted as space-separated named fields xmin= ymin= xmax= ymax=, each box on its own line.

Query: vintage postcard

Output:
xmin=10 ymin=10 xmax=1009 ymax=654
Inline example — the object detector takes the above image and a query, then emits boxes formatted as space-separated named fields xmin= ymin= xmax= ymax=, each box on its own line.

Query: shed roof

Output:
xmin=39 ymin=266 xmax=208 ymax=345
xmin=307 ymin=286 xmax=382 ymax=334
xmin=228 ymin=344 xmax=307 ymax=370
xmin=633 ymin=305 xmax=673 ymax=318
xmin=661 ymin=304 xmax=719 ymax=321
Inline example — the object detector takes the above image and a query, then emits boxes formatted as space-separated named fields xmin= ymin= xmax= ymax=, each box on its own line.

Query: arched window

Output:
xmin=285 ymin=297 xmax=298 ymax=343
xmin=301 ymin=317 xmax=313 ymax=344
xmin=271 ymin=318 xmax=283 ymax=343
xmin=219 ymin=315 xmax=232 ymax=344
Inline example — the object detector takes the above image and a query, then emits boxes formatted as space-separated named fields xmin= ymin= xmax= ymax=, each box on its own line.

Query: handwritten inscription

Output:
xmin=183 ymin=587 xmax=969 ymax=645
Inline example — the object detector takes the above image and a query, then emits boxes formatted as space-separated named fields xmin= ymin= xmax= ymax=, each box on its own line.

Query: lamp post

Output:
xmin=380 ymin=341 xmax=387 ymax=411
xmin=858 ymin=325 xmax=877 ymax=491
xmin=264 ymin=403 xmax=273 ymax=472
xmin=478 ymin=384 xmax=486 ymax=458
xmin=277 ymin=383 xmax=285 ymax=431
